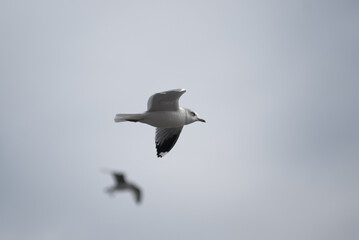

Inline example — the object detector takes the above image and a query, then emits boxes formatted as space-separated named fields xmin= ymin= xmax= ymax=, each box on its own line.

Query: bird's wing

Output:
xmin=155 ymin=127 xmax=183 ymax=157
xmin=113 ymin=172 xmax=126 ymax=184
xmin=129 ymin=184 xmax=142 ymax=204
xmin=147 ymin=89 xmax=186 ymax=111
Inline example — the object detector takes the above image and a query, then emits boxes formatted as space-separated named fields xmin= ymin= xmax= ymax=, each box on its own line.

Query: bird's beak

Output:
xmin=198 ymin=118 xmax=206 ymax=123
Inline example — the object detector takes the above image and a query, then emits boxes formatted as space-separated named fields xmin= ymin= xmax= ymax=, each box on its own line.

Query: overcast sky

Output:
xmin=1 ymin=0 xmax=358 ymax=239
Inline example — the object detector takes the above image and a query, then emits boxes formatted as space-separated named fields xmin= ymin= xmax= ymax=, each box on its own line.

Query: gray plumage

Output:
xmin=105 ymin=171 xmax=142 ymax=204
xmin=114 ymin=89 xmax=205 ymax=157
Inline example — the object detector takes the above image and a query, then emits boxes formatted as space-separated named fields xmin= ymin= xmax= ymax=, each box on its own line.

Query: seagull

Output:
xmin=114 ymin=89 xmax=205 ymax=157
xmin=105 ymin=171 xmax=142 ymax=204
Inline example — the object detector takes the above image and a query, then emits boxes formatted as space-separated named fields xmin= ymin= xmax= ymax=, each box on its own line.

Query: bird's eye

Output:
xmin=190 ymin=111 xmax=196 ymax=116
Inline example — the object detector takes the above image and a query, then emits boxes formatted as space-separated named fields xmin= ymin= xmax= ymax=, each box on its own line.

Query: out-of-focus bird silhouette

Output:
xmin=104 ymin=170 xmax=142 ymax=204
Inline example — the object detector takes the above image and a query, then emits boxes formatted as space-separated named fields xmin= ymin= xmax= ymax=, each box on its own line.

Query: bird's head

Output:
xmin=184 ymin=108 xmax=206 ymax=124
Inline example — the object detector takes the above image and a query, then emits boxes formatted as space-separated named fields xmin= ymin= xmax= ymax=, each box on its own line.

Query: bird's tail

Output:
xmin=114 ymin=113 xmax=144 ymax=123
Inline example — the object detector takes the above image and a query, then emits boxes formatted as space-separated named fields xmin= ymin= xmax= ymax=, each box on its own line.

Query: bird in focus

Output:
xmin=104 ymin=171 xmax=142 ymax=204
xmin=114 ymin=89 xmax=205 ymax=157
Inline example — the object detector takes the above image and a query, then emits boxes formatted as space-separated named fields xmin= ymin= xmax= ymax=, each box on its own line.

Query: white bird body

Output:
xmin=116 ymin=107 xmax=190 ymax=128
xmin=114 ymin=89 xmax=205 ymax=157
xmin=141 ymin=107 xmax=188 ymax=127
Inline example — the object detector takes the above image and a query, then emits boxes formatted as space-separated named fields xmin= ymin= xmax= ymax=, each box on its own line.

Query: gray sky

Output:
xmin=1 ymin=0 xmax=358 ymax=239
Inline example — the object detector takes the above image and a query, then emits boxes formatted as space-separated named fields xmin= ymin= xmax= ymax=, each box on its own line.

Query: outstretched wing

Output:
xmin=129 ymin=184 xmax=142 ymax=204
xmin=155 ymin=127 xmax=183 ymax=157
xmin=147 ymin=89 xmax=186 ymax=112
xmin=113 ymin=172 xmax=126 ymax=184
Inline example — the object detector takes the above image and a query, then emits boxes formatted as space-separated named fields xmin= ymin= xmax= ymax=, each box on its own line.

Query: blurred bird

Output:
xmin=114 ymin=89 xmax=205 ymax=157
xmin=104 ymin=171 xmax=142 ymax=204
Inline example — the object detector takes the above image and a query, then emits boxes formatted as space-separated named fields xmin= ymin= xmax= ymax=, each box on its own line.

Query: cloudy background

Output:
xmin=1 ymin=0 xmax=358 ymax=239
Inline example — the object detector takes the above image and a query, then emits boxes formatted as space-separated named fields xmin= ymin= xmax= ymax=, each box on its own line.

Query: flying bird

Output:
xmin=105 ymin=171 xmax=142 ymax=204
xmin=114 ymin=89 xmax=205 ymax=157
